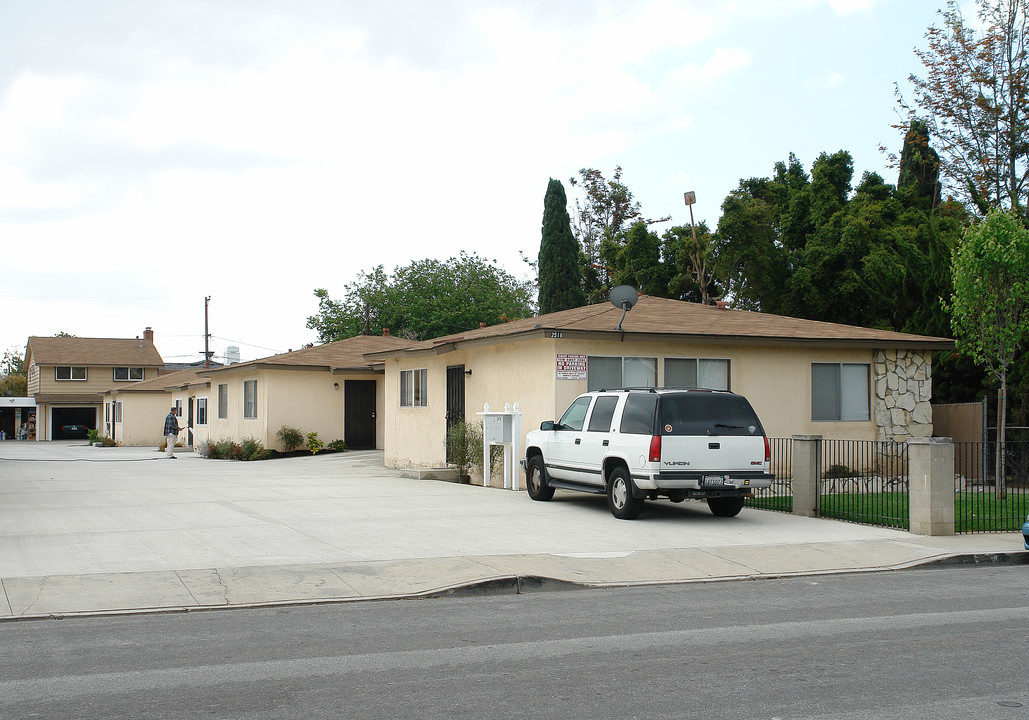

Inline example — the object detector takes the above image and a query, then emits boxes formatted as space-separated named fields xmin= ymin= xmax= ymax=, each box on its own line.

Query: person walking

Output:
xmin=163 ymin=406 xmax=181 ymax=458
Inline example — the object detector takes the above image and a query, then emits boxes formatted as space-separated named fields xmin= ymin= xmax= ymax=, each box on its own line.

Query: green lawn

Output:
xmin=748 ymin=489 xmax=1028 ymax=533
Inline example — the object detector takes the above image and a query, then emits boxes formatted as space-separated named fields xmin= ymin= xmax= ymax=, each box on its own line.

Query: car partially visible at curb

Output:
xmin=1022 ymin=514 xmax=1028 ymax=550
xmin=523 ymin=387 xmax=774 ymax=519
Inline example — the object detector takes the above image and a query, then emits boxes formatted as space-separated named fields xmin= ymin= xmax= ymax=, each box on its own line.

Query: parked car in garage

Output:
xmin=61 ymin=424 xmax=89 ymax=438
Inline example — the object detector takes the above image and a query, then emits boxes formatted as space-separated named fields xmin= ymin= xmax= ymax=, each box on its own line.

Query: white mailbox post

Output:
xmin=476 ymin=402 xmax=522 ymax=490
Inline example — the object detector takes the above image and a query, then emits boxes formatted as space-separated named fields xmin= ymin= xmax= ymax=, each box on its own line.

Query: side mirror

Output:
xmin=540 ymin=421 xmax=555 ymax=431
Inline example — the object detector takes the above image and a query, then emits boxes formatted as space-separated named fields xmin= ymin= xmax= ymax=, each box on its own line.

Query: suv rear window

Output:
xmin=620 ymin=393 xmax=658 ymax=434
xmin=659 ymin=393 xmax=764 ymax=436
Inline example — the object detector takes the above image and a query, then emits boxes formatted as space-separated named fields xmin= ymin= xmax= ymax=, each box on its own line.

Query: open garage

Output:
xmin=51 ymin=406 xmax=97 ymax=440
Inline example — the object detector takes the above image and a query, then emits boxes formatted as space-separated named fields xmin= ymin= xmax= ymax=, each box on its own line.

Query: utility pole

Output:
xmin=203 ymin=296 xmax=214 ymax=368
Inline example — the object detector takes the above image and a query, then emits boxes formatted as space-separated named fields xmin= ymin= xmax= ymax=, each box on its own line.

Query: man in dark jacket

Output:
xmin=163 ymin=406 xmax=181 ymax=458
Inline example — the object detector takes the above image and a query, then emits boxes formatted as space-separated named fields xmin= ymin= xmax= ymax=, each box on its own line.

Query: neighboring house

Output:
xmin=25 ymin=328 xmax=164 ymax=440
xmin=199 ymin=334 xmax=418 ymax=451
xmin=102 ymin=368 xmax=210 ymax=448
xmin=365 ymin=296 xmax=953 ymax=473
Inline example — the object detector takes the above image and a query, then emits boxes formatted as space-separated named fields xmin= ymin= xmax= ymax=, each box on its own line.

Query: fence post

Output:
xmin=908 ymin=437 xmax=955 ymax=536
xmin=791 ymin=435 xmax=822 ymax=518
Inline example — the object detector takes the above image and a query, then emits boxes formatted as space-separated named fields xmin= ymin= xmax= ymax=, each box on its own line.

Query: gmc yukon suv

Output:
xmin=523 ymin=388 xmax=774 ymax=519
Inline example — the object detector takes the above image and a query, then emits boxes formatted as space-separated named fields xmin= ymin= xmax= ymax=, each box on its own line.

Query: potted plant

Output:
xmin=446 ymin=420 xmax=477 ymax=483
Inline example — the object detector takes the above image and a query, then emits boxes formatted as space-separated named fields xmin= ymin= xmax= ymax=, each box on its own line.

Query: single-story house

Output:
xmin=102 ymin=367 xmax=210 ymax=448
xmin=364 ymin=295 xmax=953 ymax=473
xmin=24 ymin=328 xmax=164 ymax=440
xmin=197 ymin=334 xmax=418 ymax=451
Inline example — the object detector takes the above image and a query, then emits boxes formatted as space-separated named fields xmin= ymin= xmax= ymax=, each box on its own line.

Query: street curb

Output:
xmin=2 ymin=552 xmax=1024 ymax=623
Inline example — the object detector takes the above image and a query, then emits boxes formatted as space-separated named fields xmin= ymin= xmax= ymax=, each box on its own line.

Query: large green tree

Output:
xmin=568 ymin=166 xmax=668 ymax=302
xmin=947 ymin=209 xmax=1029 ymax=493
xmin=307 ymin=253 xmax=536 ymax=343
xmin=537 ymin=179 xmax=585 ymax=314
xmin=902 ymin=0 xmax=1029 ymax=220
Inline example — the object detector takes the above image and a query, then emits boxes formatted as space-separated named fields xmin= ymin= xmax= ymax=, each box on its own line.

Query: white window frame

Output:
xmin=174 ymin=398 xmax=183 ymax=418
xmin=663 ymin=357 xmax=731 ymax=391
xmin=811 ymin=362 xmax=871 ymax=422
xmin=217 ymin=384 xmax=228 ymax=419
xmin=113 ymin=367 xmax=144 ymax=381
xmin=115 ymin=401 xmax=123 ymax=423
xmin=400 ymin=369 xmax=427 ymax=407
xmin=243 ymin=380 xmax=257 ymax=419
xmin=196 ymin=397 xmax=208 ymax=426
xmin=55 ymin=366 xmax=87 ymax=381
xmin=586 ymin=356 xmax=657 ymax=391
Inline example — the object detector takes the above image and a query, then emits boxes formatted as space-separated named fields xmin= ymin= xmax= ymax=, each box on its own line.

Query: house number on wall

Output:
xmin=550 ymin=332 xmax=563 ymax=338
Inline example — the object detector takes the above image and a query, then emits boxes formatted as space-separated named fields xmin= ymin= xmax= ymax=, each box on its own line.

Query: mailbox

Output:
xmin=476 ymin=402 xmax=523 ymax=491
xmin=483 ymin=414 xmax=512 ymax=444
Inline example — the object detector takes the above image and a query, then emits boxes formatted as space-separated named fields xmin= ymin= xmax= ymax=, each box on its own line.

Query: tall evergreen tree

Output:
xmin=538 ymin=179 xmax=586 ymax=314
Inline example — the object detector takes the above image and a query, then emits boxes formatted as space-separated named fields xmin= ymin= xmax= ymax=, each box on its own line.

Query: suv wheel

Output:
xmin=707 ymin=496 xmax=745 ymax=517
xmin=526 ymin=456 xmax=555 ymax=501
xmin=607 ymin=466 xmax=643 ymax=519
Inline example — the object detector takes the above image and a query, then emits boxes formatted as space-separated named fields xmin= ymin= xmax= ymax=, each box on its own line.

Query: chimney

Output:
xmin=479 ymin=322 xmax=486 ymax=329
xmin=715 ymin=301 xmax=730 ymax=310
xmin=143 ymin=327 xmax=154 ymax=342
xmin=383 ymin=328 xmax=390 ymax=336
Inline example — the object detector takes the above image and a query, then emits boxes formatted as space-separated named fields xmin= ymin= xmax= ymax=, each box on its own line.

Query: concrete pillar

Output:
xmin=791 ymin=435 xmax=822 ymax=518
xmin=908 ymin=437 xmax=955 ymax=536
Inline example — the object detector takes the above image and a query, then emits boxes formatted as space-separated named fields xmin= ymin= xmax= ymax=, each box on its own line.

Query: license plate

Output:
xmin=703 ymin=475 xmax=729 ymax=486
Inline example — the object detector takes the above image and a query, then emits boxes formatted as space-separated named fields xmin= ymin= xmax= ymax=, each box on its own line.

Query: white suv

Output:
xmin=523 ymin=388 xmax=773 ymax=519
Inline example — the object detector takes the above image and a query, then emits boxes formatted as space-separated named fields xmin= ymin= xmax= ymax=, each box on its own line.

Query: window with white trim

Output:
xmin=664 ymin=358 xmax=730 ymax=390
xmin=55 ymin=366 xmax=87 ymax=381
xmin=217 ymin=384 xmax=228 ymax=419
xmin=116 ymin=401 xmax=123 ymax=423
xmin=812 ymin=363 xmax=870 ymax=421
xmin=400 ymin=369 xmax=427 ymax=407
xmin=196 ymin=397 xmax=208 ymax=426
xmin=243 ymin=380 xmax=257 ymax=418
xmin=113 ymin=367 xmax=144 ymax=381
xmin=587 ymin=356 xmax=657 ymax=391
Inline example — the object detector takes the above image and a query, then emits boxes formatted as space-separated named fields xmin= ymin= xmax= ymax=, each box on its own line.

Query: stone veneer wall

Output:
xmin=873 ymin=349 xmax=933 ymax=441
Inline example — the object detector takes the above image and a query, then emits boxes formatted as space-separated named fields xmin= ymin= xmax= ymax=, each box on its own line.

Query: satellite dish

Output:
xmin=608 ymin=285 xmax=638 ymax=331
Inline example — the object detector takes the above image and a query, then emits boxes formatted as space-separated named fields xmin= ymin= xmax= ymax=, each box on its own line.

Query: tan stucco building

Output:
xmin=197 ymin=335 xmax=418 ymax=452
xmin=102 ymin=368 xmax=210 ymax=448
xmin=367 ymin=296 xmax=952 ymax=473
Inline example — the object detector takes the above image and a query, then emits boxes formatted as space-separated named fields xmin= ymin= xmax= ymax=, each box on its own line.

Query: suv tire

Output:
xmin=526 ymin=456 xmax=555 ymax=501
xmin=707 ymin=496 xmax=745 ymax=517
xmin=607 ymin=466 xmax=644 ymax=519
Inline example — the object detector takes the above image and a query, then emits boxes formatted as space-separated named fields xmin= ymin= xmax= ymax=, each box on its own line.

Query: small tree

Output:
xmin=948 ymin=209 xmax=1029 ymax=496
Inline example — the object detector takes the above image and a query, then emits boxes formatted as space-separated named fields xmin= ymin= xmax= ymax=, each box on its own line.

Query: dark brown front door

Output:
xmin=344 ymin=380 xmax=377 ymax=449
xmin=445 ymin=365 xmax=466 ymax=463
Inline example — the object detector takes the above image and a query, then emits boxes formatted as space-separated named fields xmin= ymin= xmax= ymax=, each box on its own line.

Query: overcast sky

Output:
xmin=1 ymin=0 xmax=951 ymax=365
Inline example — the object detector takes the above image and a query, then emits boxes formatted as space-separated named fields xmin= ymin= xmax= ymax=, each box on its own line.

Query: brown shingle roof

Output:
xmin=104 ymin=368 xmax=207 ymax=394
xmin=26 ymin=336 xmax=164 ymax=367
xmin=368 ymin=295 xmax=953 ymax=355
xmin=202 ymin=334 xmax=419 ymax=374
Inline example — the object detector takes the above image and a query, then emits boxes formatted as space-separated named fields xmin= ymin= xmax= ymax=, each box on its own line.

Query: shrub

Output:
xmin=99 ymin=436 xmax=117 ymax=447
xmin=87 ymin=428 xmax=100 ymax=444
xmin=306 ymin=431 xmax=324 ymax=455
xmin=277 ymin=425 xmax=305 ymax=452
xmin=328 ymin=439 xmax=347 ymax=452
xmin=241 ymin=437 xmax=268 ymax=461
xmin=825 ymin=464 xmax=855 ymax=479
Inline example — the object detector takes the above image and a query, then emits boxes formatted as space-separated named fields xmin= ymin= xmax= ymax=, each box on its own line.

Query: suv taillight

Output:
xmin=649 ymin=435 xmax=661 ymax=463
xmin=764 ymin=436 xmax=771 ymax=463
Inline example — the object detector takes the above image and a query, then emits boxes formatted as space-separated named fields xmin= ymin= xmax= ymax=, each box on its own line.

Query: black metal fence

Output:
xmin=818 ymin=440 xmax=909 ymax=529
xmin=953 ymin=439 xmax=1029 ymax=533
xmin=745 ymin=437 xmax=793 ymax=513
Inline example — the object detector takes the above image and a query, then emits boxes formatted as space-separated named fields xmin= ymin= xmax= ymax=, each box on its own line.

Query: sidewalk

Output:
xmin=1 ymin=443 xmax=1024 ymax=619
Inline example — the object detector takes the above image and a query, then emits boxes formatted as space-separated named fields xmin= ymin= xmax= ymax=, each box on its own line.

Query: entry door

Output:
xmin=187 ymin=396 xmax=195 ymax=447
xmin=445 ymin=365 xmax=466 ymax=463
xmin=344 ymin=380 xmax=377 ymax=449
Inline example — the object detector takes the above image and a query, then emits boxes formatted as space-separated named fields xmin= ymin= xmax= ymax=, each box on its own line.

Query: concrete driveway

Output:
xmin=0 ymin=442 xmax=1022 ymax=617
